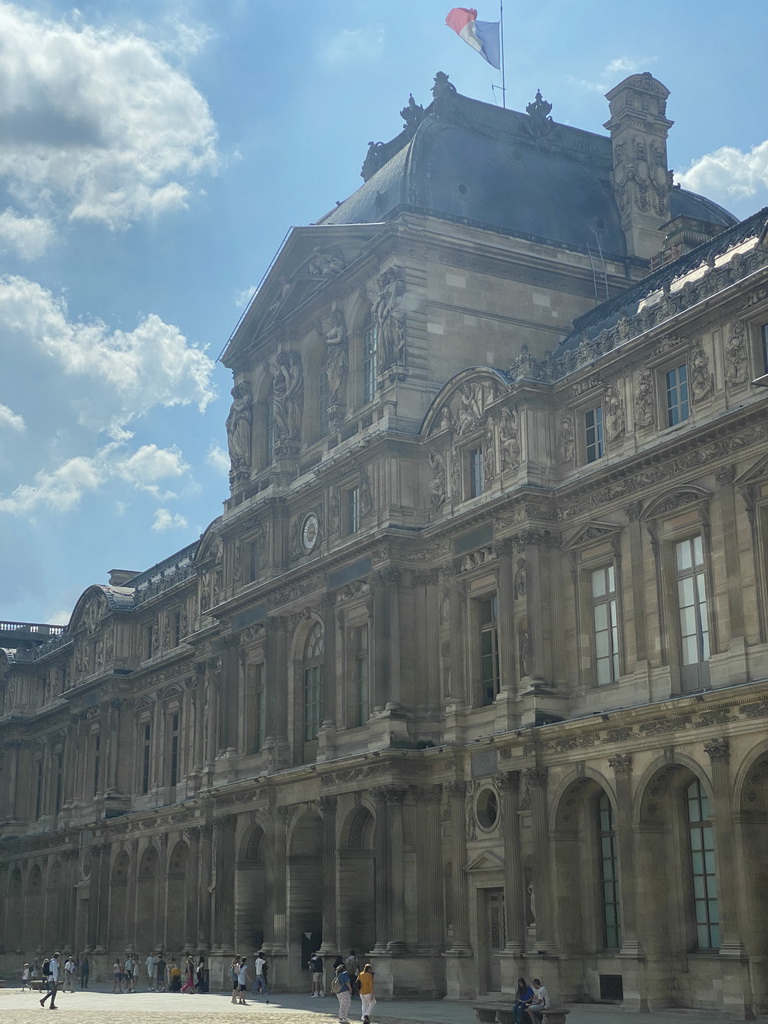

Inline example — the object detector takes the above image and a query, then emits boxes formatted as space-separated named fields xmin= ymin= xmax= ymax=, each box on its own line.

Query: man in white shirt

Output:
xmin=124 ymin=955 xmax=134 ymax=993
xmin=145 ymin=954 xmax=156 ymax=991
xmin=253 ymin=952 xmax=268 ymax=1001
xmin=527 ymin=979 xmax=551 ymax=1023
xmin=63 ymin=956 xmax=76 ymax=992
xmin=40 ymin=953 xmax=60 ymax=1009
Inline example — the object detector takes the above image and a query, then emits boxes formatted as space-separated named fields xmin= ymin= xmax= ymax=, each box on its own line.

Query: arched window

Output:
xmin=597 ymin=792 xmax=621 ymax=949
xmin=362 ymin=314 xmax=378 ymax=404
xmin=687 ymin=778 xmax=719 ymax=949
xmin=303 ymin=622 xmax=324 ymax=741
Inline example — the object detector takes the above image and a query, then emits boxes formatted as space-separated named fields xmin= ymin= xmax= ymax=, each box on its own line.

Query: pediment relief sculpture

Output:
xmin=306 ymin=246 xmax=346 ymax=276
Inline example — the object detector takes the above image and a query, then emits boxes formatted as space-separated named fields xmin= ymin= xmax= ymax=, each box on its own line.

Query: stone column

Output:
xmin=271 ymin=807 xmax=289 ymax=951
xmin=265 ymin=618 xmax=289 ymax=766
xmin=198 ymin=822 xmax=213 ymax=947
xmin=3 ymin=740 xmax=20 ymax=819
xmin=387 ymin=787 xmax=407 ymax=947
xmin=106 ymin=699 xmax=121 ymax=793
xmin=212 ymin=816 xmax=237 ymax=951
xmin=193 ymin=665 xmax=206 ymax=772
xmin=371 ymin=787 xmax=391 ymax=951
xmin=92 ymin=843 xmax=110 ymax=951
xmin=370 ymin=571 xmax=401 ymax=709
xmin=524 ymin=767 xmax=550 ymax=950
xmin=496 ymin=541 xmax=517 ymax=695
xmin=413 ymin=784 xmax=444 ymax=951
xmin=321 ymin=599 xmax=337 ymax=726
xmin=520 ymin=532 xmax=547 ymax=681
xmin=607 ymin=754 xmax=641 ymax=955
xmin=319 ymin=796 xmax=338 ymax=952
xmin=205 ymin=658 xmax=220 ymax=765
xmin=186 ymin=828 xmax=202 ymax=950
xmin=447 ymin=781 xmax=470 ymax=951
xmin=495 ymin=771 xmax=525 ymax=953
xmin=625 ymin=503 xmax=647 ymax=663
xmin=715 ymin=468 xmax=745 ymax=639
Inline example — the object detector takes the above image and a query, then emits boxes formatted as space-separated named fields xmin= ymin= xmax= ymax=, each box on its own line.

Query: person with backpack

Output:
xmin=39 ymin=952 xmax=60 ymax=1009
xmin=229 ymin=956 xmax=241 ymax=1004
xmin=41 ymin=957 xmax=52 ymax=991
xmin=308 ymin=952 xmax=324 ymax=997
xmin=332 ymin=961 xmax=352 ymax=1024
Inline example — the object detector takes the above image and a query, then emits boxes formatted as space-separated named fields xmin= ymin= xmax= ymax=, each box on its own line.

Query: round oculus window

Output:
xmin=476 ymin=787 xmax=499 ymax=831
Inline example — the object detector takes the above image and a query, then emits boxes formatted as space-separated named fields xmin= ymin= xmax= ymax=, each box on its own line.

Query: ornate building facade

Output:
xmin=2 ymin=71 xmax=768 ymax=1016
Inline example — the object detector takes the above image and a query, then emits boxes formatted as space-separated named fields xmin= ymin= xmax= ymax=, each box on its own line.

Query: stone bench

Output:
xmin=473 ymin=1002 xmax=570 ymax=1024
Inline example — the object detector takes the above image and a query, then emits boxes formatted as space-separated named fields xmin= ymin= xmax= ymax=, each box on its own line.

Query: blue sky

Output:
xmin=1 ymin=0 xmax=767 ymax=625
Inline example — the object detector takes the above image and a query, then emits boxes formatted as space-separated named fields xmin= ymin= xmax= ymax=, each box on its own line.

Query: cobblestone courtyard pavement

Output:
xmin=0 ymin=988 xmax=764 ymax=1024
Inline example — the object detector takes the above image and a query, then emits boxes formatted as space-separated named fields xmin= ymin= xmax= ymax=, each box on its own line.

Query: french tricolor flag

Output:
xmin=445 ymin=8 xmax=501 ymax=70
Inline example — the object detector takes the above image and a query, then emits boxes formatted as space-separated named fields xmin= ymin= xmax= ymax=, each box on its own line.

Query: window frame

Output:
xmin=344 ymin=484 xmax=361 ymax=535
xmin=664 ymin=361 xmax=690 ymax=427
xmin=674 ymin=533 xmax=711 ymax=691
xmin=591 ymin=564 xmax=621 ymax=687
xmin=477 ymin=593 xmax=501 ymax=706
xmin=468 ymin=445 xmax=485 ymax=498
xmin=584 ymin=404 xmax=605 ymax=463
xmin=686 ymin=777 xmax=720 ymax=950
xmin=597 ymin=792 xmax=622 ymax=950
xmin=302 ymin=621 xmax=325 ymax=743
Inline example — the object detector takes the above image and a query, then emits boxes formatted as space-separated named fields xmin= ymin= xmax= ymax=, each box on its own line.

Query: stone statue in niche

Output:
xmin=690 ymin=338 xmax=714 ymax=404
xmin=450 ymin=448 xmax=461 ymax=499
xmin=373 ymin=266 xmax=406 ymax=369
xmin=514 ymin=558 xmax=527 ymax=600
xmin=558 ymin=413 xmax=575 ymax=464
xmin=499 ymin=406 xmax=521 ymax=470
xmin=308 ymin=247 xmax=346 ymax=276
xmin=604 ymin=383 xmax=626 ymax=444
xmin=724 ymin=320 xmax=748 ymax=388
xmin=437 ymin=405 xmax=454 ymax=433
xmin=519 ymin=627 xmax=530 ymax=677
xmin=272 ymin=352 xmax=304 ymax=443
xmin=428 ymin=449 xmax=446 ymax=508
xmin=322 ymin=310 xmax=348 ymax=407
xmin=634 ymin=370 xmax=655 ymax=428
xmin=226 ymin=382 xmax=252 ymax=481
xmin=484 ymin=427 xmax=496 ymax=482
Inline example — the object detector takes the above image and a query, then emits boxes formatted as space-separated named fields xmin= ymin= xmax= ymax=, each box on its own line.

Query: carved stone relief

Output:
xmin=428 ymin=449 xmax=446 ymax=508
xmin=604 ymin=382 xmax=626 ymax=444
xmin=272 ymin=352 xmax=304 ymax=445
xmin=322 ymin=309 xmax=348 ymax=408
xmin=690 ymin=338 xmax=714 ymax=404
xmin=373 ymin=266 xmax=406 ymax=370
xmin=634 ymin=370 xmax=655 ymax=428
xmin=499 ymin=406 xmax=521 ymax=471
xmin=724 ymin=320 xmax=748 ymax=389
xmin=226 ymin=382 xmax=252 ymax=484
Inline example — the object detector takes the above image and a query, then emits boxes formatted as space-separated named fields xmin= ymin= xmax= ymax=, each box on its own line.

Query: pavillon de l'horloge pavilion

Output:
xmin=3 ymin=70 xmax=768 ymax=1017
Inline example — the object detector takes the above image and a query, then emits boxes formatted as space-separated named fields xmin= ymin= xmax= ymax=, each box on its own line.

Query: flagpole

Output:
xmin=500 ymin=0 xmax=506 ymax=108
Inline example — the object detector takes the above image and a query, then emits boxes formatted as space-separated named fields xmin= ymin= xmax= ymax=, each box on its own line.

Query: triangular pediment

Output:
xmin=563 ymin=520 xmax=622 ymax=551
xmin=222 ymin=224 xmax=379 ymax=365
xmin=735 ymin=455 xmax=768 ymax=489
xmin=466 ymin=850 xmax=505 ymax=872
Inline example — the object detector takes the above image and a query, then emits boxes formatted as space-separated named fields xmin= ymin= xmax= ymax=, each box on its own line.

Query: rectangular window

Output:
xmin=93 ymin=734 xmax=100 ymax=797
xmin=35 ymin=758 xmax=44 ymax=819
xmin=598 ymin=794 xmax=621 ymax=949
xmin=688 ymin=779 xmax=720 ymax=949
xmin=762 ymin=324 xmax=768 ymax=375
xmin=355 ymin=625 xmax=370 ymax=726
xmin=54 ymin=751 xmax=64 ymax=814
xmin=253 ymin=663 xmax=266 ymax=752
xmin=303 ymin=665 xmax=324 ymax=741
xmin=469 ymin=447 xmax=485 ymax=497
xmin=665 ymin=363 xmax=689 ymax=426
xmin=144 ymin=625 xmax=153 ymax=661
xmin=170 ymin=712 xmax=179 ymax=789
xmin=249 ymin=540 xmax=260 ymax=582
xmin=142 ymin=722 xmax=151 ymax=794
xmin=592 ymin=565 xmax=620 ymax=686
xmin=676 ymin=535 xmax=710 ymax=666
xmin=363 ymin=322 xmax=378 ymax=404
xmin=479 ymin=595 xmax=500 ymax=705
xmin=585 ymin=405 xmax=604 ymax=463
xmin=346 ymin=486 xmax=361 ymax=535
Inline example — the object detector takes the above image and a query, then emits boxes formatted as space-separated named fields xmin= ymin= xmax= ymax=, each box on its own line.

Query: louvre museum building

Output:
xmin=3 ymin=70 xmax=768 ymax=1017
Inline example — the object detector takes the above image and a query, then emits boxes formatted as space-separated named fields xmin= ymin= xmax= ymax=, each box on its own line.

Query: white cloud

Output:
xmin=320 ymin=26 xmax=385 ymax=66
xmin=46 ymin=609 xmax=72 ymax=627
xmin=0 ymin=275 xmax=216 ymax=436
xmin=207 ymin=444 xmax=230 ymax=475
xmin=0 ymin=209 xmax=55 ymax=260
xmin=570 ymin=56 xmax=657 ymax=95
xmin=0 ymin=3 xmax=218 ymax=247
xmin=677 ymin=140 xmax=768 ymax=201
xmin=0 ymin=442 xmax=190 ymax=516
xmin=234 ymin=284 xmax=257 ymax=308
xmin=152 ymin=508 xmax=189 ymax=531
xmin=0 ymin=402 xmax=25 ymax=432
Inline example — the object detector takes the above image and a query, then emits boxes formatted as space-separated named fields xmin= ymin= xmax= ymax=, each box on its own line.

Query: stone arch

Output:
xmin=633 ymin=758 xmax=719 ymax=960
xmin=26 ymin=862 xmax=44 ymax=952
xmin=550 ymin=775 xmax=620 ymax=955
xmin=165 ymin=839 xmax=189 ymax=955
xmin=734 ymin=743 xmax=768 ymax=956
xmin=339 ymin=804 xmax=376 ymax=956
xmin=236 ymin=821 xmax=268 ymax=952
xmin=287 ymin=808 xmax=323 ymax=971
xmin=109 ymin=849 xmax=131 ymax=951
xmin=45 ymin=860 xmax=64 ymax=951
xmin=290 ymin=615 xmax=325 ymax=760
xmin=137 ymin=843 xmax=160 ymax=948
xmin=548 ymin=765 xmax=616 ymax=831
xmin=6 ymin=865 xmax=22 ymax=954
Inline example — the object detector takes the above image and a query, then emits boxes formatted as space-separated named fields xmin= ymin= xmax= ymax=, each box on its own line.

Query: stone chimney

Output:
xmin=604 ymin=73 xmax=674 ymax=261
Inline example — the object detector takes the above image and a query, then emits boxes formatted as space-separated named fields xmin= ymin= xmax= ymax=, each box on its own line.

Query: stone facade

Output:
xmin=2 ymin=73 xmax=768 ymax=1017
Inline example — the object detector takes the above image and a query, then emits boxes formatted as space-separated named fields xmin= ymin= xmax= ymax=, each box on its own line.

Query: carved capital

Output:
xmin=447 ymin=780 xmax=467 ymax=799
xmin=704 ymin=738 xmax=730 ymax=764
xmin=318 ymin=795 xmax=337 ymax=814
xmin=523 ymin=766 xmax=548 ymax=788
xmin=608 ymin=753 xmax=633 ymax=777
xmin=493 ymin=770 xmax=521 ymax=793
xmin=409 ymin=783 xmax=442 ymax=801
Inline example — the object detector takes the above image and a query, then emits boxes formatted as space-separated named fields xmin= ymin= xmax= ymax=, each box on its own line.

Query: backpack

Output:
xmin=42 ymin=960 xmax=51 ymax=977
xmin=331 ymin=976 xmax=341 ymax=994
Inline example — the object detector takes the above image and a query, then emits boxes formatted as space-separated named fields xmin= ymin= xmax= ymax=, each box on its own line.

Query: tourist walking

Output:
xmin=62 ymin=955 xmax=76 ymax=992
xmin=253 ymin=951 xmax=268 ymax=1000
xmin=155 ymin=954 xmax=167 ymax=992
xmin=124 ymin=954 xmax=135 ymax=992
xmin=181 ymin=955 xmax=195 ymax=993
xmin=358 ymin=963 xmax=376 ymax=1024
xmin=145 ymin=952 xmax=156 ymax=991
xmin=21 ymin=962 xmax=30 ymax=991
xmin=230 ymin=957 xmax=241 ymax=1004
xmin=332 ymin=961 xmax=352 ymax=1024
xmin=236 ymin=957 xmax=249 ymax=1004
xmin=309 ymin=951 xmax=324 ymax=997
xmin=168 ymin=958 xmax=182 ymax=991
xmin=39 ymin=952 xmax=60 ymax=1009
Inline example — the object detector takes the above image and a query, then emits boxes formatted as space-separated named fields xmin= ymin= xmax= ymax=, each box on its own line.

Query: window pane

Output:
xmin=592 ymin=569 xmax=606 ymax=598
xmin=594 ymin=603 xmax=609 ymax=631
xmin=676 ymin=539 xmax=692 ymax=571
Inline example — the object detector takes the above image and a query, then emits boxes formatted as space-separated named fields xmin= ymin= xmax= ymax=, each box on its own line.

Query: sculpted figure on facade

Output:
xmin=272 ymin=352 xmax=304 ymax=443
xmin=450 ymin=447 xmax=461 ymax=499
xmin=428 ymin=450 xmax=446 ymax=508
xmin=322 ymin=310 xmax=348 ymax=407
xmin=558 ymin=413 xmax=575 ymax=464
xmin=499 ymin=406 xmax=521 ymax=470
xmin=484 ymin=427 xmax=496 ymax=482
xmin=307 ymin=246 xmax=346 ymax=276
xmin=226 ymin=382 xmax=252 ymax=481
xmin=514 ymin=558 xmax=527 ymax=600
xmin=724 ymin=320 xmax=748 ymax=388
xmin=604 ymin=382 xmax=626 ymax=444
xmin=634 ymin=370 xmax=655 ymax=428
xmin=690 ymin=338 xmax=715 ymax=403
xmin=373 ymin=266 xmax=406 ymax=369
xmin=457 ymin=382 xmax=485 ymax=435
